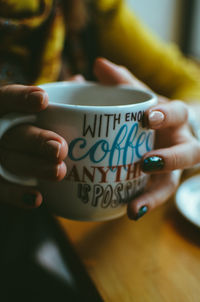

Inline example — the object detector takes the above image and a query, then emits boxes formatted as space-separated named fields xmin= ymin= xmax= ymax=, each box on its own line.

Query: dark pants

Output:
xmin=0 ymin=204 xmax=103 ymax=302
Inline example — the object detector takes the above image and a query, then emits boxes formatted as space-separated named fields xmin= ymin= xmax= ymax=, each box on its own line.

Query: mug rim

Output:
xmin=38 ymin=81 xmax=157 ymax=110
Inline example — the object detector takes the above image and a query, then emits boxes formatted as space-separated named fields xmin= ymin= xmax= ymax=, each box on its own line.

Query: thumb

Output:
xmin=93 ymin=57 xmax=147 ymax=89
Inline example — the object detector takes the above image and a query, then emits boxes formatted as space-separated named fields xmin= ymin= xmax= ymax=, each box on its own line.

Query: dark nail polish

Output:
xmin=22 ymin=193 xmax=36 ymax=206
xmin=136 ymin=206 xmax=148 ymax=220
xmin=142 ymin=156 xmax=164 ymax=172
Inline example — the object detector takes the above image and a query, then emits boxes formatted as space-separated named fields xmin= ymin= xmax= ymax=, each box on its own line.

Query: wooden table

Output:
xmin=57 ymin=196 xmax=200 ymax=302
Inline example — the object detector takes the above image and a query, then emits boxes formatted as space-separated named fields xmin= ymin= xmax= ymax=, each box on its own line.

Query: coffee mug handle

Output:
xmin=0 ymin=113 xmax=38 ymax=186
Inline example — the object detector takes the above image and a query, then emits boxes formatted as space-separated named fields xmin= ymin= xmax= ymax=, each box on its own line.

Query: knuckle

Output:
xmin=168 ymin=151 xmax=180 ymax=170
xmin=174 ymin=101 xmax=189 ymax=121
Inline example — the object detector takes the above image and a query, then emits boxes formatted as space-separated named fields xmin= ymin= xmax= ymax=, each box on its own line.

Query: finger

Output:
xmin=127 ymin=171 xmax=181 ymax=220
xmin=93 ymin=57 xmax=149 ymax=89
xmin=67 ymin=74 xmax=86 ymax=82
xmin=141 ymin=140 xmax=200 ymax=173
xmin=147 ymin=100 xmax=188 ymax=129
xmin=0 ymin=125 xmax=68 ymax=162
xmin=0 ymin=84 xmax=48 ymax=116
xmin=0 ymin=148 xmax=67 ymax=181
xmin=0 ymin=177 xmax=42 ymax=209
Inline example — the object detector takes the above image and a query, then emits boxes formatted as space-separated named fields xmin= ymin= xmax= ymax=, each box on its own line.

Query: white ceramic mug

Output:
xmin=0 ymin=82 xmax=157 ymax=221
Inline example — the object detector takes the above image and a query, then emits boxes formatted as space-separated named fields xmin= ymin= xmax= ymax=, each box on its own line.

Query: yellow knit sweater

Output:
xmin=0 ymin=0 xmax=200 ymax=102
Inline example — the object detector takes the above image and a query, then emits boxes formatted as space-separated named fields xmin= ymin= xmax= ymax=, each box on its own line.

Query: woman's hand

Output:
xmin=0 ymin=84 xmax=68 ymax=208
xmin=94 ymin=57 xmax=200 ymax=220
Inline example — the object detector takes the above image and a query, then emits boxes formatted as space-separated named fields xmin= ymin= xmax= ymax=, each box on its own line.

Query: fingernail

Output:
xmin=28 ymin=91 xmax=48 ymax=106
xmin=46 ymin=140 xmax=61 ymax=158
xmin=148 ymin=111 xmax=165 ymax=127
xmin=142 ymin=156 xmax=165 ymax=172
xmin=56 ymin=163 xmax=62 ymax=178
xmin=135 ymin=206 xmax=148 ymax=220
xmin=22 ymin=193 xmax=37 ymax=206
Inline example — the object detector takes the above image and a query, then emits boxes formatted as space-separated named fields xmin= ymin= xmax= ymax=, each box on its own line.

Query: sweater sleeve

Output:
xmin=94 ymin=0 xmax=200 ymax=102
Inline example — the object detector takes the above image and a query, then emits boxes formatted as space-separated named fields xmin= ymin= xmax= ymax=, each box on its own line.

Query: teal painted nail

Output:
xmin=142 ymin=156 xmax=164 ymax=172
xmin=136 ymin=206 xmax=148 ymax=220
xmin=22 ymin=193 xmax=36 ymax=206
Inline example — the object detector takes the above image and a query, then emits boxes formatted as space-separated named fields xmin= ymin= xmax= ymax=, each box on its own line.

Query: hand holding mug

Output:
xmin=1 ymin=58 xmax=199 ymax=221
xmin=0 ymin=84 xmax=68 ymax=208
xmin=94 ymin=58 xmax=200 ymax=220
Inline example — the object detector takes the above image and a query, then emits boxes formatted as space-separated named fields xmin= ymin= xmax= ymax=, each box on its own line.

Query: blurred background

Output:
xmin=127 ymin=0 xmax=200 ymax=61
